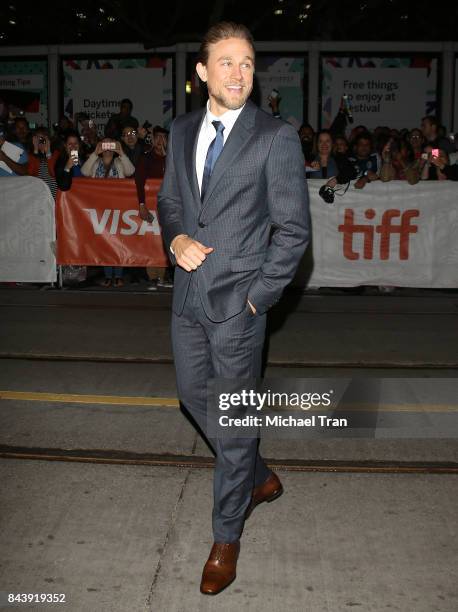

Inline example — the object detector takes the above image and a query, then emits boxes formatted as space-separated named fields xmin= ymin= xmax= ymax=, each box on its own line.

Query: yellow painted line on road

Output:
xmin=0 ymin=390 xmax=179 ymax=407
xmin=0 ymin=390 xmax=456 ymax=412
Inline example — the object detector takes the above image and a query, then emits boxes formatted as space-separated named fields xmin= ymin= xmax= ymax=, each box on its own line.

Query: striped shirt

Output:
xmin=38 ymin=156 xmax=58 ymax=200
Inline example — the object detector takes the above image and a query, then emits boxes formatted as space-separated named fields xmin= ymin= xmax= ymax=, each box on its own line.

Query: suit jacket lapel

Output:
xmin=201 ymin=100 xmax=257 ymax=212
xmin=184 ymin=108 xmax=206 ymax=207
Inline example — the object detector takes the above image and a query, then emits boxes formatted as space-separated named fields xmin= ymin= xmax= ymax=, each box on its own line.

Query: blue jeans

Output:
xmin=104 ymin=266 xmax=123 ymax=279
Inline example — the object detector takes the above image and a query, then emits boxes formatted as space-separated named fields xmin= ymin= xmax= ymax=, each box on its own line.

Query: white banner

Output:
xmin=321 ymin=57 xmax=438 ymax=130
xmin=0 ymin=176 xmax=56 ymax=282
xmin=304 ymin=180 xmax=458 ymax=288
xmin=72 ymin=68 xmax=163 ymax=135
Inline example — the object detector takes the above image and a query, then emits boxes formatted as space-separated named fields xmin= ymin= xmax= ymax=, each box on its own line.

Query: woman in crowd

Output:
xmin=81 ymin=137 xmax=135 ymax=288
xmin=54 ymin=130 xmax=86 ymax=191
xmin=27 ymin=127 xmax=59 ymax=199
xmin=379 ymin=137 xmax=421 ymax=184
xmin=408 ymin=128 xmax=424 ymax=160
xmin=81 ymin=137 xmax=134 ymax=178
xmin=307 ymin=129 xmax=356 ymax=182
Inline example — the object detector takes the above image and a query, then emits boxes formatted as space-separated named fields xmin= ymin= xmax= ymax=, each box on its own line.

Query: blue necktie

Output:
xmin=201 ymin=120 xmax=225 ymax=201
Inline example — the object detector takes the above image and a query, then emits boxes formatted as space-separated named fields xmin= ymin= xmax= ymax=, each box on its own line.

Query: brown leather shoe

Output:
xmin=200 ymin=541 xmax=240 ymax=595
xmin=245 ymin=471 xmax=283 ymax=519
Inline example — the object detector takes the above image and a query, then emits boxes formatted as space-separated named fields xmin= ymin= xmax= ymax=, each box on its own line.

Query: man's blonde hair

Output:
xmin=198 ymin=21 xmax=255 ymax=66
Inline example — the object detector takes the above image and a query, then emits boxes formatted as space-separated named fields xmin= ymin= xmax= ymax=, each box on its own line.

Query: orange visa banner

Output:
xmin=56 ymin=178 xmax=169 ymax=266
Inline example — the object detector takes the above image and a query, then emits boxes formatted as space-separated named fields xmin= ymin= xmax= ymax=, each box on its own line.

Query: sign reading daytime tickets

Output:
xmin=322 ymin=58 xmax=437 ymax=130
xmin=71 ymin=68 xmax=162 ymax=135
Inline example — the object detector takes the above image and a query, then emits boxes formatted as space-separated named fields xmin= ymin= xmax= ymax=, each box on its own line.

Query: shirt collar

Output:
xmin=205 ymin=99 xmax=245 ymax=133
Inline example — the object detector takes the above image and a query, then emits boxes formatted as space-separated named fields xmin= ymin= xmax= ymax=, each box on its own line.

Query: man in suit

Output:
xmin=158 ymin=21 xmax=309 ymax=595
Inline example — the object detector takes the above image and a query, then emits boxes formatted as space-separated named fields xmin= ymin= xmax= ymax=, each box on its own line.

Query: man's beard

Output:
xmin=207 ymin=82 xmax=251 ymax=111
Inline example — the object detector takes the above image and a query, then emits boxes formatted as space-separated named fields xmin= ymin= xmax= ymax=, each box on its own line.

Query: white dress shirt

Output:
xmin=195 ymin=100 xmax=245 ymax=194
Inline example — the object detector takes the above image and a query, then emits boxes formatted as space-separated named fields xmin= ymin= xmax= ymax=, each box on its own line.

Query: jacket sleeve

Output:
xmin=134 ymin=156 xmax=147 ymax=204
xmin=443 ymin=164 xmax=458 ymax=181
xmin=157 ymin=120 xmax=183 ymax=263
xmin=118 ymin=153 xmax=135 ymax=177
xmin=247 ymin=122 xmax=310 ymax=314
xmin=81 ymin=152 xmax=98 ymax=177
xmin=54 ymin=156 xmax=72 ymax=191
xmin=47 ymin=151 xmax=60 ymax=177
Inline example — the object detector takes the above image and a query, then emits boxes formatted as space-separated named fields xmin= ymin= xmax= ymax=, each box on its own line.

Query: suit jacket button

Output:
xmin=198 ymin=221 xmax=206 ymax=228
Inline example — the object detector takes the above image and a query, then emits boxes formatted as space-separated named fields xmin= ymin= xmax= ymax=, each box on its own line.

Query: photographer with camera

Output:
xmin=27 ymin=127 xmax=59 ymax=199
xmin=307 ymin=129 xmax=356 ymax=182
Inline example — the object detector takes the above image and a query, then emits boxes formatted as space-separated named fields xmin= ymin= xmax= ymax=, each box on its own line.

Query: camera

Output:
xmin=319 ymin=184 xmax=335 ymax=204
xmin=101 ymin=141 xmax=116 ymax=151
xmin=38 ymin=136 xmax=46 ymax=145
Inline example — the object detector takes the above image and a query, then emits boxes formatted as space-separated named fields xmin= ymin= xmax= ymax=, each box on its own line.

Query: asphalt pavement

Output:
xmin=0 ymin=286 xmax=457 ymax=611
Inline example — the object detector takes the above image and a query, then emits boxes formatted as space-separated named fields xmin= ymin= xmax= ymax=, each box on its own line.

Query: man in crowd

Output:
xmin=121 ymin=122 xmax=144 ymax=166
xmin=420 ymin=116 xmax=454 ymax=180
xmin=348 ymin=132 xmax=380 ymax=189
xmin=135 ymin=125 xmax=172 ymax=289
xmin=421 ymin=115 xmax=454 ymax=154
xmin=13 ymin=116 xmax=31 ymax=149
xmin=105 ymin=98 xmax=139 ymax=140
xmin=0 ymin=121 xmax=28 ymax=176
xmin=298 ymin=122 xmax=315 ymax=163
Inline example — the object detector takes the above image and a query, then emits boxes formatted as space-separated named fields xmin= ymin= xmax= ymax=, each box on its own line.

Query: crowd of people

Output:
xmin=296 ymin=101 xmax=458 ymax=191
xmin=0 ymin=98 xmax=172 ymax=290
xmin=1 ymin=94 xmax=458 ymax=289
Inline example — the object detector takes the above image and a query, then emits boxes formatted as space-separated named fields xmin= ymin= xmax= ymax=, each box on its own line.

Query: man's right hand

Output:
xmin=171 ymin=235 xmax=213 ymax=272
